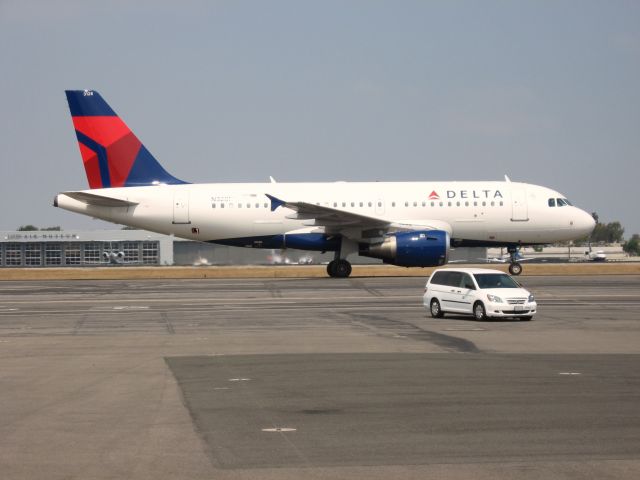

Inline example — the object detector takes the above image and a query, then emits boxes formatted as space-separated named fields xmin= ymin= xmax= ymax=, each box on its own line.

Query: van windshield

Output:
xmin=473 ymin=273 xmax=520 ymax=289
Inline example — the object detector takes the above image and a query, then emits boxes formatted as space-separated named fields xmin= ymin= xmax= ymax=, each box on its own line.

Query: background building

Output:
xmin=1 ymin=230 xmax=483 ymax=267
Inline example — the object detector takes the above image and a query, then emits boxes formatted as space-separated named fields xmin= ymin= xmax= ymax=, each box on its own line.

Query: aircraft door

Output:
xmin=511 ymin=189 xmax=529 ymax=221
xmin=172 ymin=192 xmax=190 ymax=224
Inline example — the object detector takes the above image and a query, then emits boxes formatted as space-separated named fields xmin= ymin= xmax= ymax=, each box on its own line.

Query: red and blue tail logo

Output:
xmin=65 ymin=90 xmax=187 ymax=189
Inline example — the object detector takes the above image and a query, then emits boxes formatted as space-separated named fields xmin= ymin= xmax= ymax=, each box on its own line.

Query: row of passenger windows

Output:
xmin=548 ymin=198 xmax=573 ymax=207
xmin=211 ymin=200 xmax=505 ymax=209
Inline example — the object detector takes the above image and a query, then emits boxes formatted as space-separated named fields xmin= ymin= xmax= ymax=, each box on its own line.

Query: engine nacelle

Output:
xmin=360 ymin=230 xmax=450 ymax=267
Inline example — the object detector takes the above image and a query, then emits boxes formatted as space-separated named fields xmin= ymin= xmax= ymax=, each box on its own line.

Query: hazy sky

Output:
xmin=1 ymin=1 xmax=639 ymax=235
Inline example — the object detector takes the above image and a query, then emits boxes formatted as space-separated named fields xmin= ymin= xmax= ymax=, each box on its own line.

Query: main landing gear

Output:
xmin=327 ymin=259 xmax=352 ymax=278
xmin=507 ymin=246 xmax=522 ymax=276
xmin=327 ymin=238 xmax=356 ymax=278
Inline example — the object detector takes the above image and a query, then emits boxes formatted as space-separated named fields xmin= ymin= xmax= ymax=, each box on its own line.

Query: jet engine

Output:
xmin=360 ymin=230 xmax=449 ymax=267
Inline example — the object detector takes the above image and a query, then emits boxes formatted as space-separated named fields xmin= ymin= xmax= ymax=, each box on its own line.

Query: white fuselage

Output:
xmin=55 ymin=180 xmax=595 ymax=248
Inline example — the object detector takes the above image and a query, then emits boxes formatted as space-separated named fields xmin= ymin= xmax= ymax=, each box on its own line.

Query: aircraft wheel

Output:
xmin=327 ymin=260 xmax=337 ymax=277
xmin=334 ymin=259 xmax=352 ymax=278
xmin=509 ymin=262 xmax=523 ymax=276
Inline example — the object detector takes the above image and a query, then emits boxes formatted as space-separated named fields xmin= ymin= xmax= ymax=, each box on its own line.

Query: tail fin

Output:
xmin=65 ymin=90 xmax=187 ymax=188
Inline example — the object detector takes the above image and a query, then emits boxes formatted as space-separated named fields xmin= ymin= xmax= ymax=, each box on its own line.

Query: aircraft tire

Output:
xmin=327 ymin=261 xmax=337 ymax=277
xmin=334 ymin=259 xmax=352 ymax=278
xmin=509 ymin=262 xmax=523 ymax=276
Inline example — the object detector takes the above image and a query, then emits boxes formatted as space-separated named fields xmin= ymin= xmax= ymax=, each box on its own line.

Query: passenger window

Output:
xmin=405 ymin=201 xmax=409 ymax=207
xmin=333 ymin=202 xmax=337 ymax=207
xmin=359 ymin=202 xmax=364 ymax=207
xmin=212 ymin=203 xmax=216 ymax=208
xmin=351 ymin=202 xmax=355 ymax=207
xmin=264 ymin=203 xmax=268 ymax=208
xmin=447 ymin=272 xmax=462 ymax=287
xmin=548 ymin=198 xmax=556 ymax=207
xmin=392 ymin=202 xmax=396 ymax=207
xmin=456 ymin=201 xmax=460 ymax=207
xmin=431 ymin=202 xmax=435 ymax=207
xmin=368 ymin=202 xmax=372 ymax=207
xmin=378 ymin=201 xmax=382 ymax=207
xmin=461 ymin=274 xmax=475 ymax=290
xmin=430 ymin=271 xmax=447 ymax=285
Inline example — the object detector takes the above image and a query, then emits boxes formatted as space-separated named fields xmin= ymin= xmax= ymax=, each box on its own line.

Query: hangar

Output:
xmin=0 ymin=230 xmax=483 ymax=267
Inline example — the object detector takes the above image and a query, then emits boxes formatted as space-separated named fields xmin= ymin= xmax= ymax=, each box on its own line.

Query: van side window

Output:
xmin=447 ymin=272 xmax=462 ymax=287
xmin=430 ymin=271 xmax=447 ymax=285
xmin=461 ymin=273 xmax=475 ymax=289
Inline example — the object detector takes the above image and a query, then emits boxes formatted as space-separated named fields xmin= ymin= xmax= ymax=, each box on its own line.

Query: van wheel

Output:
xmin=473 ymin=302 xmax=487 ymax=321
xmin=430 ymin=299 xmax=444 ymax=318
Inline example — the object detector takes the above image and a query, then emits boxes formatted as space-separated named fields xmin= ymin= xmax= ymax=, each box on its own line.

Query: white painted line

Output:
xmin=112 ymin=306 xmax=150 ymax=310
xmin=262 ymin=427 xmax=296 ymax=433
xmin=443 ymin=328 xmax=486 ymax=331
xmin=228 ymin=378 xmax=251 ymax=382
xmin=213 ymin=387 xmax=230 ymax=390
xmin=558 ymin=372 xmax=581 ymax=375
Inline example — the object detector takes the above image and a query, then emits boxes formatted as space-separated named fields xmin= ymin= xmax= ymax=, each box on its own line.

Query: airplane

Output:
xmin=102 ymin=250 xmax=125 ymax=264
xmin=54 ymin=90 xmax=596 ymax=278
xmin=585 ymin=246 xmax=607 ymax=262
xmin=481 ymin=249 xmax=536 ymax=264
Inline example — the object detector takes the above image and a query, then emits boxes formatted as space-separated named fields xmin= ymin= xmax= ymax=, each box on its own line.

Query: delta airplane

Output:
xmin=54 ymin=90 xmax=596 ymax=278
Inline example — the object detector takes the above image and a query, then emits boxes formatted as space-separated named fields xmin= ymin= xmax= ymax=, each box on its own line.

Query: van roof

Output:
xmin=430 ymin=268 xmax=510 ymax=275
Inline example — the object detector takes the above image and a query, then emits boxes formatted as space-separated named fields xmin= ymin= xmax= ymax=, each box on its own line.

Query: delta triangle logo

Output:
xmin=428 ymin=190 xmax=440 ymax=200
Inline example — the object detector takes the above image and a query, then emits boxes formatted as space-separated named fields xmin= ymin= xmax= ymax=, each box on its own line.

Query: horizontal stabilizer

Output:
xmin=58 ymin=191 xmax=139 ymax=207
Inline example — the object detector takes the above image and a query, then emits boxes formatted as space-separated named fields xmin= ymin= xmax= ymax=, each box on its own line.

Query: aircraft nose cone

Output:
xmin=575 ymin=210 xmax=596 ymax=235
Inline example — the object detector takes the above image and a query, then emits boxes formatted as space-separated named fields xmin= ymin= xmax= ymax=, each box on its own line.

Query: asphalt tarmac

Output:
xmin=1 ymin=275 xmax=640 ymax=479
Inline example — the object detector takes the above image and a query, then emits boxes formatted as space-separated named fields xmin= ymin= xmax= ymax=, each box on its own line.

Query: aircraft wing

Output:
xmin=58 ymin=191 xmax=139 ymax=207
xmin=266 ymin=194 xmax=389 ymax=228
xmin=266 ymin=194 xmax=452 ymax=242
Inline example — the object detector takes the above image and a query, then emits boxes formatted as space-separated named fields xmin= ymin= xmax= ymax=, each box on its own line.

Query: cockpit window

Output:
xmin=548 ymin=198 xmax=556 ymax=207
xmin=557 ymin=198 xmax=568 ymax=207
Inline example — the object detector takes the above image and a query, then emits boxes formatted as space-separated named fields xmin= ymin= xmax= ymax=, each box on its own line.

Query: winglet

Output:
xmin=265 ymin=194 xmax=285 ymax=212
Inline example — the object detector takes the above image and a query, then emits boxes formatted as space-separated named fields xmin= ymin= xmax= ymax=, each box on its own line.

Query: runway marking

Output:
xmin=262 ymin=427 xmax=296 ymax=432
xmin=443 ymin=328 xmax=486 ymax=331
xmin=228 ymin=378 xmax=251 ymax=382
xmin=213 ymin=387 xmax=230 ymax=390
xmin=112 ymin=306 xmax=150 ymax=310
xmin=558 ymin=372 xmax=582 ymax=375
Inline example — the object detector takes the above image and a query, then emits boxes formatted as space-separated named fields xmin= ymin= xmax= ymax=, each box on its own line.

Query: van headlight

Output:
xmin=528 ymin=294 xmax=535 ymax=303
xmin=487 ymin=294 xmax=503 ymax=303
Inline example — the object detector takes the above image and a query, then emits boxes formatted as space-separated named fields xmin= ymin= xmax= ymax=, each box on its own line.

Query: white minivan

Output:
xmin=423 ymin=268 xmax=537 ymax=321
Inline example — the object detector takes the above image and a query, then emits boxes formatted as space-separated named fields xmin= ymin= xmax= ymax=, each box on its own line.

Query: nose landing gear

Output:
xmin=507 ymin=246 xmax=523 ymax=276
